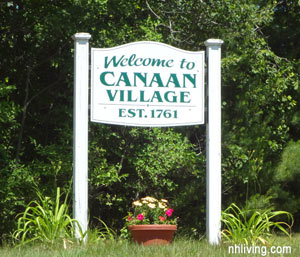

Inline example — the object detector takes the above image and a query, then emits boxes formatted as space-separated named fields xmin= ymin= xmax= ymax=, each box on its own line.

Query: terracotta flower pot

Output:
xmin=129 ymin=224 xmax=177 ymax=246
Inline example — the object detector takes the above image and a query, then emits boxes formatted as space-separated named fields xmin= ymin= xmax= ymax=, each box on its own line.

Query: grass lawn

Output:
xmin=1 ymin=234 xmax=300 ymax=257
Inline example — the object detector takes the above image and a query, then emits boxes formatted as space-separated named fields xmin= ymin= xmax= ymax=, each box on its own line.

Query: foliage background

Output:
xmin=1 ymin=0 xmax=300 ymax=242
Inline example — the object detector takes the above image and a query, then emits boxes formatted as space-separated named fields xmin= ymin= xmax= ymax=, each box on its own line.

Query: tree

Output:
xmin=144 ymin=0 xmax=299 ymax=207
xmin=0 ymin=0 xmax=204 ymax=238
xmin=263 ymin=0 xmax=300 ymax=60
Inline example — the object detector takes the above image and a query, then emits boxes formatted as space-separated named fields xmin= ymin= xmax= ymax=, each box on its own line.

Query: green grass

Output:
xmin=1 ymin=234 xmax=300 ymax=257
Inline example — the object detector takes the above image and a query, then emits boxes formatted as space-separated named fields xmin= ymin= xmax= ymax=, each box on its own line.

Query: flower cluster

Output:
xmin=126 ymin=196 xmax=177 ymax=225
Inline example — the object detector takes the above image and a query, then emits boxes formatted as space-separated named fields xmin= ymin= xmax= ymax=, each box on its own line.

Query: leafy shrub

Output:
xmin=269 ymin=141 xmax=300 ymax=218
xmin=242 ymin=194 xmax=274 ymax=215
xmin=275 ymin=141 xmax=300 ymax=183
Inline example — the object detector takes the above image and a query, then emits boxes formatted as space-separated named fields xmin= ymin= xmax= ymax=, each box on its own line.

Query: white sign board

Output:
xmin=91 ymin=41 xmax=205 ymax=127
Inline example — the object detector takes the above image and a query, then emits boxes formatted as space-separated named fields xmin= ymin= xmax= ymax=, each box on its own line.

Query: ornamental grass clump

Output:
xmin=12 ymin=187 xmax=84 ymax=246
xmin=221 ymin=203 xmax=293 ymax=246
xmin=126 ymin=196 xmax=177 ymax=225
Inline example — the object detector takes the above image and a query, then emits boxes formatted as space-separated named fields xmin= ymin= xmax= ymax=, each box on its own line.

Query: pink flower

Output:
xmin=159 ymin=216 xmax=166 ymax=222
xmin=127 ymin=216 xmax=133 ymax=222
xmin=137 ymin=214 xmax=144 ymax=221
xmin=165 ymin=208 xmax=174 ymax=217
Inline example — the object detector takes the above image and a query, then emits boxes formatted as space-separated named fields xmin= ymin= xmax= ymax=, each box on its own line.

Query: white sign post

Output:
xmin=72 ymin=33 xmax=91 ymax=241
xmin=205 ymin=39 xmax=223 ymax=245
xmin=72 ymin=33 xmax=223 ymax=245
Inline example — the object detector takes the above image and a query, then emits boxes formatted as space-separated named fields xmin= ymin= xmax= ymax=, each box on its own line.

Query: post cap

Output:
xmin=72 ymin=33 xmax=91 ymax=41
xmin=204 ymin=39 xmax=224 ymax=46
